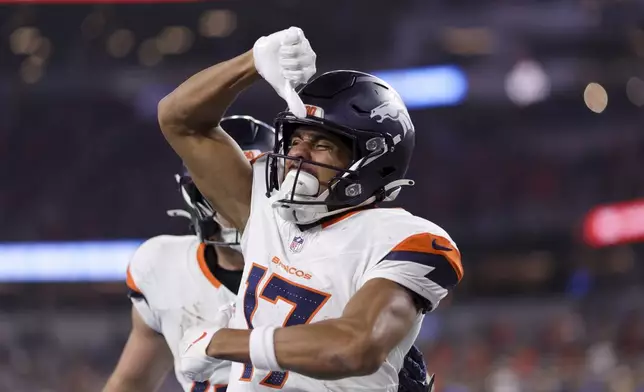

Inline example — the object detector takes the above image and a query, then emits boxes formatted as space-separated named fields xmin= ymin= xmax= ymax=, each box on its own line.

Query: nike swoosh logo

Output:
xmin=432 ymin=239 xmax=452 ymax=252
xmin=191 ymin=331 xmax=208 ymax=345
xmin=184 ymin=331 xmax=208 ymax=354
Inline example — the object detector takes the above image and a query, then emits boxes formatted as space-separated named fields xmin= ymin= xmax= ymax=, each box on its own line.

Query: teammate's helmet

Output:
xmin=167 ymin=115 xmax=274 ymax=248
xmin=266 ymin=70 xmax=416 ymax=224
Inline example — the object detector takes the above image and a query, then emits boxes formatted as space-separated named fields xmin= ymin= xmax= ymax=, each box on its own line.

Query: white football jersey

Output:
xmin=226 ymin=156 xmax=463 ymax=392
xmin=126 ymin=235 xmax=237 ymax=392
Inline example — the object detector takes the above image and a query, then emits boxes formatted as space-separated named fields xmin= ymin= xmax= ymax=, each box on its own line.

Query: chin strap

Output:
xmin=167 ymin=209 xmax=192 ymax=219
xmin=382 ymin=178 xmax=415 ymax=202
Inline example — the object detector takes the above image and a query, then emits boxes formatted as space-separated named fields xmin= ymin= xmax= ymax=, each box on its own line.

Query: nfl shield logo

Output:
xmin=289 ymin=236 xmax=305 ymax=253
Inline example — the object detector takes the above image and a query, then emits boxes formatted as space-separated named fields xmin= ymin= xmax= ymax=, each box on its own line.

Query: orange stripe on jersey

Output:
xmin=250 ymin=152 xmax=268 ymax=165
xmin=320 ymin=210 xmax=362 ymax=229
xmin=321 ymin=205 xmax=379 ymax=229
xmin=126 ymin=265 xmax=142 ymax=294
xmin=243 ymin=150 xmax=258 ymax=161
xmin=197 ymin=243 xmax=221 ymax=288
xmin=392 ymin=233 xmax=463 ymax=281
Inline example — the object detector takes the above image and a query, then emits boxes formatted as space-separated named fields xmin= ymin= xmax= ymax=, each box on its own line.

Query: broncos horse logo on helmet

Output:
xmin=370 ymin=100 xmax=413 ymax=138
xmin=167 ymin=115 xmax=274 ymax=249
xmin=266 ymin=70 xmax=416 ymax=225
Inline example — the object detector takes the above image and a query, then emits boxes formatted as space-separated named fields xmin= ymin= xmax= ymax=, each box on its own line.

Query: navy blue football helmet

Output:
xmin=266 ymin=70 xmax=416 ymax=224
xmin=167 ymin=115 xmax=274 ymax=248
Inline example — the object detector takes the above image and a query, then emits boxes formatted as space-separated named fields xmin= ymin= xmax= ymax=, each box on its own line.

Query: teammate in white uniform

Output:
xmin=103 ymin=116 xmax=274 ymax=392
xmin=158 ymin=27 xmax=457 ymax=391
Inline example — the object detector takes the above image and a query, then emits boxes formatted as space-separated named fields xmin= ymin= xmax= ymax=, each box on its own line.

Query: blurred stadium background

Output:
xmin=2 ymin=0 xmax=644 ymax=391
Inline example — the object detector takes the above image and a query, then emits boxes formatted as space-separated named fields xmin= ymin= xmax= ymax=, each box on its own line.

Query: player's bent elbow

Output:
xmin=157 ymin=94 xmax=184 ymax=132
xmin=157 ymin=93 xmax=201 ymax=137
xmin=333 ymin=337 xmax=387 ymax=377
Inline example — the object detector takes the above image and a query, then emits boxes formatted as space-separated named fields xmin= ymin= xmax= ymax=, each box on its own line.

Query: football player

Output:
xmin=102 ymin=115 xmax=273 ymax=392
xmin=158 ymin=27 xmax=459 ymax=391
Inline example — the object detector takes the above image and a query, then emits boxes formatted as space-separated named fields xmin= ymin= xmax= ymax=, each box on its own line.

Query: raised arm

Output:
xmin=157 ymin=51 xmax=257 ymax=230
xmin=158 ymin=26 xmax=316 ymax=231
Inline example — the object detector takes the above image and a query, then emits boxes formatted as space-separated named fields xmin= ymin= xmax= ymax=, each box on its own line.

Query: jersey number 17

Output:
xmin=240 ymin=263 xmax=331 ymax=388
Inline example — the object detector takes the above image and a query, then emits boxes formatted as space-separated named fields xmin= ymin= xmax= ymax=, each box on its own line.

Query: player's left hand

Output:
xmin=253 ymin=26 xmax=316 ymax=118
xmin=178 ymin=303 xmax=235 ymax=382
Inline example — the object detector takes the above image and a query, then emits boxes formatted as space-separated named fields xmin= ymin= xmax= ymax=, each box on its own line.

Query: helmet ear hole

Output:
xmin=379 ymin=166 xmax=396 ymax=178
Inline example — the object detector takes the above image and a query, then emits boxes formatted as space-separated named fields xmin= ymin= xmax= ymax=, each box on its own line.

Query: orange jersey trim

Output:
xmin=320 ymin=206 xmax=403 ymax=229
xmin=392 ymin=232 xmax=463 ymax=281
xmin=250 ymin=152 xmax=269 ymax=165
xmin=320 ymin=205 xmax=383 ymax=229
xmin=320 ymin=209 xmax=362 ymax=229
xmin=126 ymin=265 xmax=142 ymax=294
xmin=197 ymin=243 xmax=221 ymax=288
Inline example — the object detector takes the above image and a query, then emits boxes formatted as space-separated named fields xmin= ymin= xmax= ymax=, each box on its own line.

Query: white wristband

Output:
xmin=249 ymin=326 xmax=282 ymax=371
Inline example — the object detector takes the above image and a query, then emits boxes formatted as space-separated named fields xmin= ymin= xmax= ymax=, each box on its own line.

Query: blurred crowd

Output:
xmin=424 ymin=296 xmax=644 ymax=392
